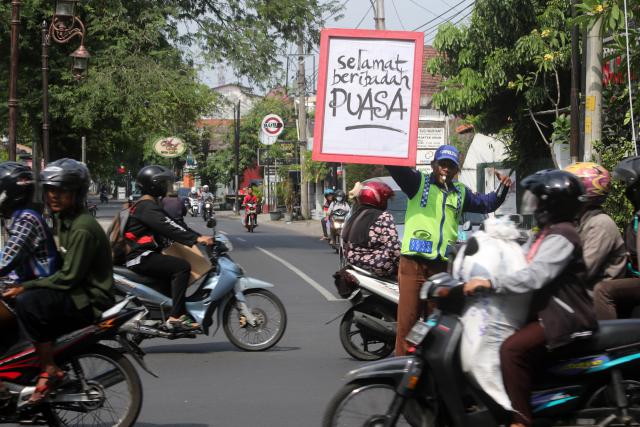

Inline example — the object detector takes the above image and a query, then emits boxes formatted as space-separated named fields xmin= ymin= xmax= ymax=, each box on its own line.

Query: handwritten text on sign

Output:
xmin=320 ymin=36 xmax=418 ymax=159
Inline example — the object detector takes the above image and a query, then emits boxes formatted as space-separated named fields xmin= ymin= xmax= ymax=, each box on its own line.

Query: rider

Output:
xmin=387 ymin=144 xmax=512 ymax=356
xmin=564 ymin=162 xmax=626 ymax=289
xmin=200 ymin=184 xmax=214 ymax=218
xmin=464 ymin=169 xmax=597 ymax=427
xmin=342 ymin=181 xmax=400 ymax=278
xmin=320 ymin=188 xmax=334 ymax=241
xmin=591 ymin=156 xmax=640 ymax=319
xmin=6 ymin=159 xmax=114 ymax=404
xmin=124 ymin=166 xmax=213 ymax=330
xmin=327 ymin=189 xmax=351 ymax=245
xmin=242 ymin=186 xmax=258 ymax=229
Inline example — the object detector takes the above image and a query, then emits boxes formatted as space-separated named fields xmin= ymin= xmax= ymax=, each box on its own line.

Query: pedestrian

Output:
xmin=387 ymin=144 xmax=511 ymax=355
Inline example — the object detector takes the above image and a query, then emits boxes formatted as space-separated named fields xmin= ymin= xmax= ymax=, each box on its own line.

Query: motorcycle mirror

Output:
xmin=206 ymin=218 xmax=217 ymax=228
xmin=462 ymin=220 xmax=472 ymax=231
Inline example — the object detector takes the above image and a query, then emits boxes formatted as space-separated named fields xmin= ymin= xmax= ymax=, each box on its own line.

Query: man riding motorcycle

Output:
xmin=200 ymin=185 xmax=214 ymax=219
xmin=242 ymin=187 xmax=258 ymax=230
xmin=5 ymin=159 xmax=114 ymax=405
xmin=320 ymin=188 xmax=334 ymax=241
xmin=592 ymin=156 xmax=640 ymax=319
xmin=123 ymin=165 xmax=213 ymax=331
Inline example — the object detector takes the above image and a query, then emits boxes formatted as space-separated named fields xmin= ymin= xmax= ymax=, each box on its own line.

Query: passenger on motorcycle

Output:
xmin=464 ymin=169 xmax=597 ymax=427
xmin=242 ymin=187 xmax=258 ymax=229
xmin=591 ymin=156 xmax=640 ymax=319
xmin=387 ymin=144 xmax=511 ymax=356
xmin=342 ymin=181 xmax=400 ymax=278
xmin=564 ymin=163 xmax=626 ymax=290
xmin=320 ymin=188 xmax=334 ymax=241
xmin=0 ymin=162 xmax=60 ymax=402
xmin=327 ymin=190 xmax=351 ymax=245
xmin=5 ymin=159 xmax=115 ymax=405
xmin=162 ymin=188 xmax=189 ymax=227
xmin=125 ymin=166 xmax=213 ymax=331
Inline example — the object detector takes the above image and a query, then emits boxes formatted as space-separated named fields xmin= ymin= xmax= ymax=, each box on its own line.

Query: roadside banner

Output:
xmin=312 ymin=28 xmax=424 ymax=166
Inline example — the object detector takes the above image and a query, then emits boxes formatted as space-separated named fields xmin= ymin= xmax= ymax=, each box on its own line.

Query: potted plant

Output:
xmin=282 ymin=179 xmax=296 ymax=222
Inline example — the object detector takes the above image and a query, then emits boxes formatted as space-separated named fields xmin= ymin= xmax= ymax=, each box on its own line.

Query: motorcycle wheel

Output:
xmin=223 ymin=289 xmax=287 ymax=351
xmin=323 ymin=380 xmax=434 ymax=427
xmin=43 ymin=344 xmax=143 ymax=427
xmin=339 ymin=301 xmax=395 ymax=361
xmin=334 ymin=235 xmax=341 ymax=254
xmin=249 ymin=216 xmax=255 ymax=232
xmin=585 ymin=379 xmax=640 ymax=425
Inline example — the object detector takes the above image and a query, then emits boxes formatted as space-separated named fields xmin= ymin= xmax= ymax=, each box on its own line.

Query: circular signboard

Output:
xmin=261 ymin=114 xmax=284 ymax=137
xmin=153 ymin=137 xmax=186 ymax=158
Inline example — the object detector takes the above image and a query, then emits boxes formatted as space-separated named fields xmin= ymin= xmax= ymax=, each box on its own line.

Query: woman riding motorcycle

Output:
xmin=320 ymin=188 xmax=334 ymax=240
xmin=592 ymin=156 xmax=640 ymax=319
xmin=464 ymin=169 xmax=597 ymax=427
xmin=342 ymin=181 xmax=400 ymax=278
xmin=123 ymin=165 xmax=213 ymax=330
xmin=327 ymin=190 xmax=351 ymax=245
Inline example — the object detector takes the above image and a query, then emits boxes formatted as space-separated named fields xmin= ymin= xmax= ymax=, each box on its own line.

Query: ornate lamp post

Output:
xmin=42 ymin=0 xmax=91 ymax=165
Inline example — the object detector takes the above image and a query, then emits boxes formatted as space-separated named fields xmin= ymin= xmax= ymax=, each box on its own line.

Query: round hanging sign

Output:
xmin=153 ymin=137 xmax=186 ymax=158
xmin=260 ymin=114 xmax=285 ymax=137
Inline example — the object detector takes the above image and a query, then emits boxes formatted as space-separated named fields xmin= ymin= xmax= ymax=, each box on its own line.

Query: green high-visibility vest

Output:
xmin=401 ymin=173 xmax=466 ymax=260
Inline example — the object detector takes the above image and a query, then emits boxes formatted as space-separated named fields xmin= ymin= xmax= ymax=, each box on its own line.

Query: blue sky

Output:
xmin=199 ymin=0 xmax=474 ymax=88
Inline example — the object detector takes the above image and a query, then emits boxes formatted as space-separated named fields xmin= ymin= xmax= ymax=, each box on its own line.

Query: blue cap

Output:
xmin=434 ymin=145 xmax=460 ymax=167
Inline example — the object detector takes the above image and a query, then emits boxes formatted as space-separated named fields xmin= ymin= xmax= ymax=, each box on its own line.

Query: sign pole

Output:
xmin=298 ymin=30 xmax=309 ymax=219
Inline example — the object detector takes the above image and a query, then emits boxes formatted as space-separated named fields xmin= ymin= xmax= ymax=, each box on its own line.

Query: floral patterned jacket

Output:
xmin=344 ymin=211 xmax=401 ymax=278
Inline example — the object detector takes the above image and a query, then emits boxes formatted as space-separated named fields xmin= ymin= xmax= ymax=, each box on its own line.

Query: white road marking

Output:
xmin=236 ymin=237 xmax=247 ymax=242
xmin=255 ymin=246 xmax=339 ymax=301
xmin=218 ymin=230 xmax=228 ymax=235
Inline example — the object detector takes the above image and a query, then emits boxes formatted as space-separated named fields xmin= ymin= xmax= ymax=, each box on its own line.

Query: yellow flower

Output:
xmin=594 ymin=4 xmax=605 ymax=13
xmin=507 ymin=81 xmax=516 ymax=89
xmin=543 ymin=53 xmax=554 ymax=62
xmin=531 ymin=28 xmax=539 ymax=34
xmin=541 ymin=29 xmax=551 ymax=38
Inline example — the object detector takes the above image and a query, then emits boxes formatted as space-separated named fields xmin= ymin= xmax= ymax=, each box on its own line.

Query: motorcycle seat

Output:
xmin=113 ymin=265 xmax=161 ymax=286
xmin=552 ymin=319 xmax=640 ymax=356
xmin=348 ymin=265 xmax=398 ymax=285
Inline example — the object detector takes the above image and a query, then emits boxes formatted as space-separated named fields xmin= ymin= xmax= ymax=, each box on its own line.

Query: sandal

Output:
xmin=164 ymin=315 xmax=200 ymax=331
xmin=28 ymin=371 xmax=66 ymax=405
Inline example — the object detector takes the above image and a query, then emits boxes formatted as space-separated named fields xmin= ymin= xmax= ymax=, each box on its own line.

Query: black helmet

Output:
xmin=521 ymin=169 xmax=585 ymax=226
xmin=334 ymin=189 xmax=346 ymax=201
xmin=136 ymin=165 xmax=174 ymax=198
xmin=40 ymin=158 xmax=90 ymax=203
xmin=613 ymin=156 xmax=640 ymax=209
xmin=0 ymin=162 xmax=33 ymax=215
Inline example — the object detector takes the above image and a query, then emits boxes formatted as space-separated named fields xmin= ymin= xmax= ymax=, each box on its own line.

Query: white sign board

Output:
xmin=422 ymin=127 xmax=445 ymax=149
xmin=312 ymin=28 xmax=424 ymax=166
xmin=261 ymin=114 xmax=284 ymax=138
xmin=416 ymin=149 xmax=436 ymax=165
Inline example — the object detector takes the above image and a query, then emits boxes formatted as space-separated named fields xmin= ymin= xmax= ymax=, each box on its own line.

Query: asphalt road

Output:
xmin=93 ymin=200 xmax=361 ymax=427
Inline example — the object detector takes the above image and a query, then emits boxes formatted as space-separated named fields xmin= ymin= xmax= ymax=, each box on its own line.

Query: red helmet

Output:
xmin=357 ymin=181 xmax=394 ymax=209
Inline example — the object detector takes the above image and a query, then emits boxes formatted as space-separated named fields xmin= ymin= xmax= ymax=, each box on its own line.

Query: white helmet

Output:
xmin=203 ymin=185 xmax=209 ymax=192
xmin=190 ymin=186 xmax=197 ymax=194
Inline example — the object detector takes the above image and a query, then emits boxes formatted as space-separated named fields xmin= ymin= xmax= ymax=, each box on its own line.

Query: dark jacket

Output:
xmin=124 ymin=198 xmax=198 ymax=264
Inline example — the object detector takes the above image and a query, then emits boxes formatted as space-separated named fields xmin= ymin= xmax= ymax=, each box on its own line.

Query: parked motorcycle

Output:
xmin=335 ymin=265 xmax=398 ymax=361
xmin=0 ymin=296 xmax=148 ymax=426
xmin=100 ymin=190 xmax=109 ymax=204
xmin=202 ymin=199 xmax=214 ymax=222
xmin=329 ymin=209 xmax=348 ymax=253
xmin=245 ymin=203 xmax=257 ymax=232
xmin=188 ymin=197 xmax=200 ymax=217
xmin=324 ymin=272 xmax=640 ymax=427
xmin=113 ymin=220 xmax=287 ymax=351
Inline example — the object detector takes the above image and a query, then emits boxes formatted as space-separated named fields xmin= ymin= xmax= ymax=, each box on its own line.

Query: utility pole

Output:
xmin=8 ymin=0 xmax=21 ymax=161
xmin=583 ymin=17 xmax=603 ymax=162
xmin=81 ymin=136 xmax=86 ymax=163
xmin=298 ymin=32 xmax=309 ymax=219
xmin=234 ymin=100 xmax=241 ymax=215
xmin=374 ymin=0 xmax=386 ymax=30
xmin=569 ymin=0 xmax=581 ymax=163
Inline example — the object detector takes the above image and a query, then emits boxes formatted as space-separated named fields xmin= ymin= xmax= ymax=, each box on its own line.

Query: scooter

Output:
xmin=335 ymin=265 xmax=398 ymax=361
xmin=188 ymin=197 xmax=200 ymax=217
xmin=324 ymin=272 xmax=640 ymax=427
xmin=329 ymin=209 xmax=348 ymax=253
xmin=99 ymin=190 xmax=109 ymax=204
xmin=0 ymin=296 xmax=149 ymax=426
xmin=87 ymin=203 xmax=97 ymax=217
xmin=113 ymin=220 xmax=287 ymax=351
xmin=245 ymin=203 xmax=257 ymax=232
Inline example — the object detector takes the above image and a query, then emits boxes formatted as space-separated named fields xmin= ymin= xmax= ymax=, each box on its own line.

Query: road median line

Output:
xmin=255 ymin=246 xmax=340 ymax=302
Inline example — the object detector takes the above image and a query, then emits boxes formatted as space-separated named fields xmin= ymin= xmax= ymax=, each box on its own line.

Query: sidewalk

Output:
xmin=216 ymin=210 xmax=323 ymax=239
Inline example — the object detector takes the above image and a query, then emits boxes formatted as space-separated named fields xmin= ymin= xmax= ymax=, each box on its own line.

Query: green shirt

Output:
xmin=23 ymin=209 xmax=114 ymax=318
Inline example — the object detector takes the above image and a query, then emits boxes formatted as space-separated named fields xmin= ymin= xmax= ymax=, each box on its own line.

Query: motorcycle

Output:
xmin=0 ymin=296 xmax=149 ymax=426
xmin=329 ymin=209 xmax=348 ymax=253
xmin=188 ymin=197 xmax=200 ymax=217
xmin=202 ymin=199 xmax=214 ymax=222
xmin=324 ymin=272 xmax=640 ymax=427
xmin=100 ymin=190 xmax=109 ymax=204
xmin=113 ymin=220 xmax=287 ymax=351
xmin=245 ymin=203 xmax=257 ymax=232
xmin=87 ymin=203 xmax=97 ymax=217
xmin=335 ymin=265 xmax=398 ymax=361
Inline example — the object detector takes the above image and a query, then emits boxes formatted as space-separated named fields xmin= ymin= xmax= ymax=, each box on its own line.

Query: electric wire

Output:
xmin=355 ymin=3 xmax=373 ymax=29
xmin=412 ymin=0 xmax=471 ymax=31
xmin=419 ymin=1 xmax=475 ymax=36
xmin=424 ymin=5 xmax=474 ymax=40
xmin=408 ymin=0 xmax=436 ymax=16
xmin=391 ymin=0 xmax=406 ymax=30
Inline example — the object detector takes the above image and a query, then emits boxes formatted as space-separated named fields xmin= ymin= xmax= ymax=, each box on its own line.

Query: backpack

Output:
xmin=107 ymin=197 xmax=149 ymax=265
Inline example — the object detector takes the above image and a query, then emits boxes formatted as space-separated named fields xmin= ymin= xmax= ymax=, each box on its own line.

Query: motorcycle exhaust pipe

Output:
xmin=120 ymin=322 xmax=173 ymax=339
xmin=353 ymin=311 xmax=396 ymax=341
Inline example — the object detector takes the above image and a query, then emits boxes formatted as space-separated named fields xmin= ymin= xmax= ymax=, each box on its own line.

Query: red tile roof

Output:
xmin=421 ymin=46 xmax=442 ymax=98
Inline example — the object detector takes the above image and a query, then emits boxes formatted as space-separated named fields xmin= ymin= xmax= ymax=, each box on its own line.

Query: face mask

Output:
xmin=336 ymin=196 xmax=344 ymax=202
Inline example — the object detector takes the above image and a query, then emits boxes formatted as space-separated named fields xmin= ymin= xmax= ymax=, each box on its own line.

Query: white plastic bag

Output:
xmin=452 ymin=218 xmax=530 ymax=411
